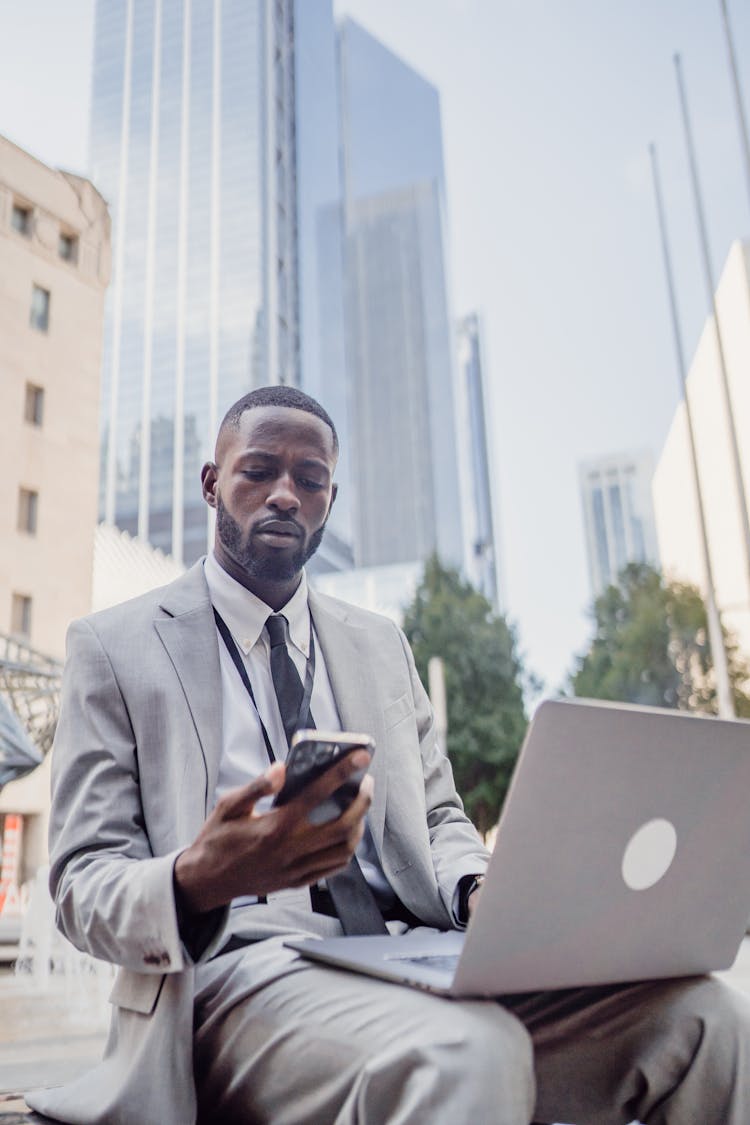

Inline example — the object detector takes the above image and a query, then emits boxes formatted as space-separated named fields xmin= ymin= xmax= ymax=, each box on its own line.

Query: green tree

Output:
xmin=571 ymin=562 xmax=750 ymax=716
xmin=402 ymin=556 xmax=531 ymax=835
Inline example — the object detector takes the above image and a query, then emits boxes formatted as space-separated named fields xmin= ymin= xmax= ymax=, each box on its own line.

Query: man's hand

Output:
xmin=174 ymin=750 xmax=373 ymax=916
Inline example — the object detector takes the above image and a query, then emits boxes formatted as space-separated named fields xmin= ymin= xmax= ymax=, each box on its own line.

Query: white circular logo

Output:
xmin=621 ymin=818 xmax=678 ymax=891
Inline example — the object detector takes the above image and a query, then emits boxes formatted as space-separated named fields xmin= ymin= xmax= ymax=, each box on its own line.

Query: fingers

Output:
xmin=275 ymin=774 xmax=371 ymax=884
xmin=282 ymin=833 xmax=367 ymax=887
xmin=219 ymin=762 xmax=286 ymax=820
xmin=295 ymin=749 xmax=372 ymax=812
xmin=185 ymin=761 xmax=376 ymax=905
xmin=358 ymin=773 xmax=374 ymax=803
xmin=331 ymin=771 xmax=374 ymax=824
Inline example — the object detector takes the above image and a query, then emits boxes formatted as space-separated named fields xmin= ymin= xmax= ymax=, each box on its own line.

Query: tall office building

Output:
xmin=579 ymin=449 xmax=660 ymax=598
xmin=293 ymin=0 xmax=339 ymax=408
xmin=455 ymin=313 xmax=501 ymax=607
xmin=293 ymin=0 xmax=354 ymax=553
xmin=334 ymin=19 xmax=464 ymax=569
xmin=90 ymin=0 xmax=299 ymax=566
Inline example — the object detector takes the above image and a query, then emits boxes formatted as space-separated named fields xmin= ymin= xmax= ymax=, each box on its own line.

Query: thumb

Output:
xmin=222 ymin=762 xmax=286 ymax=819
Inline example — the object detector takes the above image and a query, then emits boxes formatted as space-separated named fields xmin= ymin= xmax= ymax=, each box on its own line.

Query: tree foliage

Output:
xmin=571 ymin=562 xmax=750 ymax=716
xmin=402 ymin=556 xmax=530 ymax=835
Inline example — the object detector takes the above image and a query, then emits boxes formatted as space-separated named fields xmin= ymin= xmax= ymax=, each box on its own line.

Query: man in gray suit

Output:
xmin=29 ymin=387 xmax=750 ymax=1124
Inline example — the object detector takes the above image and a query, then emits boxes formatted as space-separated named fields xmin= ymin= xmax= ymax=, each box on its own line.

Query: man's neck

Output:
xmin=213 ymin=549 xmax=302 ymax=611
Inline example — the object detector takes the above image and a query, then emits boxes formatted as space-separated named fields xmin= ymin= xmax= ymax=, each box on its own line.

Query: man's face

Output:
xmin=202 ymin=405 xmax=337 ymax=592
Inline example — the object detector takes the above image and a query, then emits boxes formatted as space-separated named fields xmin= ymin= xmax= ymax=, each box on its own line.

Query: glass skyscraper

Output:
xmin=331 ymin=19 xmax=464 ymax=570
xmin=292 ymin=0 xmax=354 ymax=552
xmin=456 ymin=313 xmax=501 ymax=608
xmin=91 ymin=0 xmax=299 ymax=565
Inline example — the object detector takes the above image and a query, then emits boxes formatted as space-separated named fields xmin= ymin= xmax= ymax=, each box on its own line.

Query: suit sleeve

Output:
xmin=48 ymin=618 xmax=227 ymax=974
xmin=395 ymin=626 xmax=490 ymax=919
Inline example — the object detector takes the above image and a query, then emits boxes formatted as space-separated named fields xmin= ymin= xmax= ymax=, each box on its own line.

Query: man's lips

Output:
xmin=254 ymin=520 xmax=302 ymax=546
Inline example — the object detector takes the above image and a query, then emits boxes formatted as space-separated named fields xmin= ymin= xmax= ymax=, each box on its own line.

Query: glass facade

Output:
xmin=336 ymin=19 xmax=464 ymax=570
xmin=91 ymin=0 xmax=299 ymax=565
xmin=292 ymin=0 xmax=353 ymax=549
xmin=456 ymin=313 xmax=501 ymax=607
xmin=338 ymin=19 xmax=446 ymax=202
xmin=579 ymin=451 xmax=660 ymax=597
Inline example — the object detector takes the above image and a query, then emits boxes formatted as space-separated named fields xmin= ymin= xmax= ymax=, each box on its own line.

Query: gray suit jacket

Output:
xmin=28 ymin=562 xmax=488 ymax=1125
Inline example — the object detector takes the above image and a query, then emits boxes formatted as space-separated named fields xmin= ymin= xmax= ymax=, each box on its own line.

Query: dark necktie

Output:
xmin=265 ymin=614 xmax=387 ymax=935
xmin=266 ymin=613 xmax=307 ymax=745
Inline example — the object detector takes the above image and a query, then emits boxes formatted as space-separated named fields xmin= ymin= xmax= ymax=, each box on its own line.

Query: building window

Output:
xmin=59 ymin=231 xmax=78 ymax=262
xmin=24 ymin=383 xmax=44 ymax=426
xmin=18 ymin=488 xmax=39 ymax=535
xmin=30 ymin=285 xmax=50 ymax=332
xmin=11 ymin=594 xmax=32 ymax=639
xmin=11 ymin=203 xmax=31 ymax=236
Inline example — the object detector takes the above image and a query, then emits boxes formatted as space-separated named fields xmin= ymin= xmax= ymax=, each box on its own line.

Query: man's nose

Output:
xmin=267 ymin=473 xmax=299 ymax=511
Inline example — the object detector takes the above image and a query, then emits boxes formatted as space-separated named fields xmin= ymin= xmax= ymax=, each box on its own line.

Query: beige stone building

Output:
xmin=0 ymin=134 xmax=110 ymax=888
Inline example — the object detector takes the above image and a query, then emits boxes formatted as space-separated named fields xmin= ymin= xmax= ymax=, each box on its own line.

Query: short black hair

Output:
xmin=219 ymin=385 xmax=338 ymax=454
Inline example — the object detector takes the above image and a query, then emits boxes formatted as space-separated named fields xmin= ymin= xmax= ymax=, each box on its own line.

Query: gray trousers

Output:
xmin=193 ymin=931 xmax=750 ymax=1125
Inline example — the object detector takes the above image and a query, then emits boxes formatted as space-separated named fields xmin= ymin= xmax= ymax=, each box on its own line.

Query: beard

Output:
xmin=216 ymin=498 xmax=326 ymax=582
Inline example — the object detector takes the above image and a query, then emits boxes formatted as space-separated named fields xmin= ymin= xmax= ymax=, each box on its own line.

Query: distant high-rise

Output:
xmin=455 ymin=313 xmax=501 ymax=607
xmin=579 ymin=450 xmax=659 ymax=597
xmin=334 ymin=19 xmax=464 ymax=569
xmin=90 ymin=0 xmax=299 ymax=566
xmin=293 ymin=0 xmax=354 ymax=550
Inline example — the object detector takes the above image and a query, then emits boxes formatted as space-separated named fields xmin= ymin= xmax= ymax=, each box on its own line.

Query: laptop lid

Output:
xmin=454 ymin=697 xmax=750 ymax=994
xmin=289 ymin=699 xmax=750 ymax=997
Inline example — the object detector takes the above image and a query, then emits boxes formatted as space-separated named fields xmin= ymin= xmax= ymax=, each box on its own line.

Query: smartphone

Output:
xmin=273 ymin=729 xmax=375 ymax=825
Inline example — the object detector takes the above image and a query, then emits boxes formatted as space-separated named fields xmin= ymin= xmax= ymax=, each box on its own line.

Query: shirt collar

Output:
xmin=204 ymin=551 xmax=311 ymax=657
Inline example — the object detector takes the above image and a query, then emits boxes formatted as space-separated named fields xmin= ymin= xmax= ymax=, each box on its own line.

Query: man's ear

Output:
xmin=328 ymin=482 xmax=338 ymax=516
xmin=201 ymin=462 xmax=218 ymax=508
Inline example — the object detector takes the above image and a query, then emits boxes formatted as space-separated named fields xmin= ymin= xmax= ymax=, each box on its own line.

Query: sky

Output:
xmin=1 ymin=0 xmax=749 ymax=695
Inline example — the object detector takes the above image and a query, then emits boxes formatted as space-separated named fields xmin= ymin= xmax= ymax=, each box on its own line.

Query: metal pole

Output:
xmin=649 ymin=142 xmax=735 ymax=717
xmin=428 ymin=656 xmax=448 ymax=746
xmin=674 ymin=53 xmax=750 ymax=610
xmin=719 ymin=0 xmax=750 ymax=216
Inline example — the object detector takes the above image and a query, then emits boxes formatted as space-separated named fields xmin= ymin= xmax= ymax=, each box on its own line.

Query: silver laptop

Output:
xmin=286 ymin=698 xmax=750 ymax=997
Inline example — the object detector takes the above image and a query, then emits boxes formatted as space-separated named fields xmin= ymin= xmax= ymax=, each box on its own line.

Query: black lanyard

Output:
xmin=212 ymin=607 xmax=316 ymax=765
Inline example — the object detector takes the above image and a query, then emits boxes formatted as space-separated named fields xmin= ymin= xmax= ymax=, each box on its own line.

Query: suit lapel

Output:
xmin=151 ymin=570 xmax=391 ymax=837
xmin=154 ymin=563 xmax=223 ymax=815
xmin=309 ymin=590 xmax=388 ymax=852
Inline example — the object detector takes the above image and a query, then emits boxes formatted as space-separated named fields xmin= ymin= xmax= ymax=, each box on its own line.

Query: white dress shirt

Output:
xmin=203 ymin=552 xmax=395 ymax=913
xmin=205 ymin=552 xmax=341 ymax=798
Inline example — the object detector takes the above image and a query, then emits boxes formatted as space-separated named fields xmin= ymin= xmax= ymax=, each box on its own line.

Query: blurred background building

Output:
xmin=334 ymin=18 xmax=464 ymax=572
xmin=87 ymin=0 xmax=499 ymax=605
xmin=314 ymin=560 xmax=423 ymax=625
xmin=455 ymin=312 xmax=502 ymax=608
xmin=298 ymin=13 xmax=504 ymax=617
xmin=91 ymin=0 xmax=300 ymax=567
xmin=579 ymin=448 xmax=659 ymax=598
xmin=653 ymin=239 xmax=750 ymax=656
xmin=0 ymin=132 xmax=110 ymax=882
xmin=293 ymin=0 xmax=352 ymax=549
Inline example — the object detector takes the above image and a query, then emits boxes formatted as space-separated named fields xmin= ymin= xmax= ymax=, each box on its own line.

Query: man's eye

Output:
xmin=298 ymin=478 xmax=325 ymax=491
xmin=242 ymin=470 xmax=270 ymax=481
